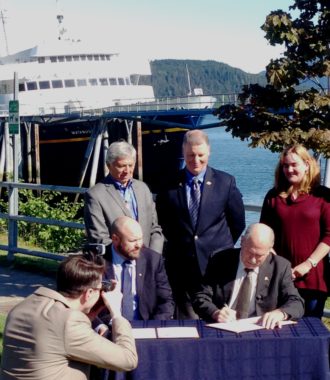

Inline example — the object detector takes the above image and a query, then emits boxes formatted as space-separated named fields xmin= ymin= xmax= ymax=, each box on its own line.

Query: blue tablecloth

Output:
xmin=104 ymin=318 xmax=330 ymax=380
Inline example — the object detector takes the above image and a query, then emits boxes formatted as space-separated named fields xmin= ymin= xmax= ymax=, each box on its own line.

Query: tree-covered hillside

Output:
xmin=149 ymin=59 xmax=267 ymax=98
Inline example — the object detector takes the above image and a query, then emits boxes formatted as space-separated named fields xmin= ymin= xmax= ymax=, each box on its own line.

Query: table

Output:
xmin=124 ymin=318 xmax=330 ymax=380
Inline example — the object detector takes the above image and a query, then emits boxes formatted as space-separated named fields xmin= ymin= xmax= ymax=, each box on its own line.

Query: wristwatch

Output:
xmin=307 ymin=258 xmax=317 ymax=268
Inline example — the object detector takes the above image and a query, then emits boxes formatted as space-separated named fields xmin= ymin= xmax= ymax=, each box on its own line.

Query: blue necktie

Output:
xmin=189 ymin=177 xmax=201 ymax=227
xmin=121 ymin=260 xmax=134 ymax=320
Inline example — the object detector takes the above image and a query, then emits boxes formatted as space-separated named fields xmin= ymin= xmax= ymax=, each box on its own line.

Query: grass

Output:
xmin=0 ymin=233 xmax=60 ymax=277
xmin=0 ymin=251 xmax=59 ymax=277
xmin=0 ymin=314 xmax=6 ymax=359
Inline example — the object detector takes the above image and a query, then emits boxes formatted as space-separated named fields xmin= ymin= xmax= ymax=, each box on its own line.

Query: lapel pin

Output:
xmin=206 ymin=181 xmax=212 ymax=185
xmin=138 ymin=273 xmax=142 ymax=277
xmin=264 ymin=276 xmax=269 ymax=281
xmin=179 ymin=182 xmax=183 ymax=187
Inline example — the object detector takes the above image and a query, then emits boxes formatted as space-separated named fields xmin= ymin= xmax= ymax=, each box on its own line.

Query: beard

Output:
xmin=116 ymin=243 xmax=141 ymax=260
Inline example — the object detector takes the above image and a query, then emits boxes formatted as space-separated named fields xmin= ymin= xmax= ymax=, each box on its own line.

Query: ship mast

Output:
xmin=0 ymin=9 xmax=9 ymax=55
xmin=186 ymin=64 xmax=192 ymax=96
xmin=56 ymin=0 xmax=66 ymax=40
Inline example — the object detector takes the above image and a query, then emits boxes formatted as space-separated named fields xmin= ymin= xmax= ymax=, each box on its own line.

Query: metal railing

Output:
xmin=0 ymin=181 xmax=87 ymax=261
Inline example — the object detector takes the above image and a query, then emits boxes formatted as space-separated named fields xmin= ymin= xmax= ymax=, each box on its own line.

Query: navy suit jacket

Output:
xmin=103 ymin=246 xmax=174 ymax=321
xmin=193 ymin=248 xmax=305 ymax=322
xmin=156 ymin=166 xmax=245 ymax=293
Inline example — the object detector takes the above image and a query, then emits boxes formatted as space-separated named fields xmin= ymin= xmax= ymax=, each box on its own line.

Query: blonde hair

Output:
xmin=274 ymin=145 xmax=320 ymax=197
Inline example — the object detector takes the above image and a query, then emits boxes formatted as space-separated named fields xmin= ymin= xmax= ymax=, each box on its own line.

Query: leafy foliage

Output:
xmin=215 ymin=0 xmax=330 ymax=157
xmin=0 ymin=190 xmax=85 ymax=253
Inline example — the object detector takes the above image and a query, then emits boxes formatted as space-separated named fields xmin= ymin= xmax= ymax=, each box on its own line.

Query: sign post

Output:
xmin=7 ymin=73 xmax=20 ymax=261
xmin=8 ymin=100 xmax=19 ymax=135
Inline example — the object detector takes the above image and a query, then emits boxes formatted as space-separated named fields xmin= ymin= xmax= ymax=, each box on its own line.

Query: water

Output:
xmin=204 ymin=127 xmax=327 ymax=226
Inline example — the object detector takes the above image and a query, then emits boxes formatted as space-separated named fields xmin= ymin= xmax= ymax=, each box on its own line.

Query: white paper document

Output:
xmin=156 ymin=327 xmax=199 ymax=339
xmin=132 ymin=328 xmax=157 ymax=339
xmin=207 ymin=316 xmax=297 ymax=333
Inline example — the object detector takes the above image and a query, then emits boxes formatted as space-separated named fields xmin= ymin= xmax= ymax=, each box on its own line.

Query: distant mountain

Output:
xmin=148 ymin=59 xmax=267 ymax=98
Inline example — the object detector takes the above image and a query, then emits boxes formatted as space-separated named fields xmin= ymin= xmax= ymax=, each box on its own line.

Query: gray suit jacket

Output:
xmin=84 ymin=176 xmax=164 ymax=253
xmin=0 ymin=287 xmax=137 ymax=380
xmin=193 ymin=248 xmax=305 ymax=322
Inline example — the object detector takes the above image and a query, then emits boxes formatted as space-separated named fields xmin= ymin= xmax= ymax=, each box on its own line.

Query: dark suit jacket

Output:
xmin=156 ymin=166 xmax=245 ymax=293
xmin=84 ymin=176 xmax=164 ymax=253
xmin=103 ymin=246 xmax=174 ymax=320
xmin=193 ymin=248 xmax=305 ymax=322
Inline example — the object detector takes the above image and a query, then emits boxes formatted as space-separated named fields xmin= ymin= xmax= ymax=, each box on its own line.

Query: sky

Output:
xmin=0 ymin=0 xmax=295 ymax=74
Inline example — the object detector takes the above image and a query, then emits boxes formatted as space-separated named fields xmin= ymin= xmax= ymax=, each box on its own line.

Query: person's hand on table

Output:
xmin=260 ymin=309 xmax=287 ymax=329
xmin=212 ymin=305 xmax=236 ymax=322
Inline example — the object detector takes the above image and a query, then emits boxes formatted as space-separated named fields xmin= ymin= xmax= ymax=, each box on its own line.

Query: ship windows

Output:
xmin=94 ymin=55 xmax=99 ymax=61
xmin=52 ymin=80 xmax=63 ymax=88
xmin=99 ymin=78 xmax=108 ymax=86
xmin=58 ymin=56 xmax=65 ymax=62
xmin=38 ymin=57 xmax=45 ymax=63
xmin=80 ymin=55 xmax=86 ymax=61
xmin=64 ymin=79 xmax=75 ymax=87
xmin=100 ymin=55 xmax=105 ymax=61
xmin=27 ymin=82 xmax=38 ymax=91
xmin=106 ymin=55 xmax=111 ymax=60
xmin=73 ymin=56 xmax=79 ymax=61
xmin=65 ymin=56 xmax=73 ymax=62
xmin=77 ymin=79 xmax=87 ymax=87
xmin=39 ymin=81 xmax=51 ymax=89
xmin=89 ymin=79 xmax=98 ymax=86
xmin=87 ymin=55 xmax=93 ymax=61
xmin=19 ymin=75 xmax=136 ymax=93
xmin=50 ymin=57 xmax=57 ymax=63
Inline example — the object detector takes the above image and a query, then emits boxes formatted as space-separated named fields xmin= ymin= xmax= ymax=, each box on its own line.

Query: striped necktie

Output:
xmin=189 ymin=177 xmax=201 ymax=227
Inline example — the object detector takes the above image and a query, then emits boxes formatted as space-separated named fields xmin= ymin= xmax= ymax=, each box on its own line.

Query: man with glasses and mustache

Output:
xmin=0 ymin=251 xmax=138 ymax=380
xmin=193 ymin=223 xmax=304 ymax=329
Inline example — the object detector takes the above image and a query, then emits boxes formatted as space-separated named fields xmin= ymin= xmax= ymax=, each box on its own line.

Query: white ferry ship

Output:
xmin=0 ymin=7 xmax=216 ymax=116
xmin=0 ymin=8 xmax=155 ymax=116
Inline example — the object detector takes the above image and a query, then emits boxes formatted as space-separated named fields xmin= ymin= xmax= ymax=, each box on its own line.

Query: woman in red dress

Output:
xmin=260 ymin=145 xmax=330 ymax=318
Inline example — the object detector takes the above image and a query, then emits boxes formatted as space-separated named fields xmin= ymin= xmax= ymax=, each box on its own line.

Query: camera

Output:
xmin=83 ymin=243 xmax=106 ymax=256
xmin=101 ymin=280 xmax=114 ymax=292
xmin=90 ymin=280 xmax=115 ymax=314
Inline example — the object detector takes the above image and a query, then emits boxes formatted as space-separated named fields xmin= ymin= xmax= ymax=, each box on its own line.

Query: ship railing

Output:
xmin=1 ymin=181 xmax=330 ymax=317
xmin=0 ymin=93 xmax=239 ymax=118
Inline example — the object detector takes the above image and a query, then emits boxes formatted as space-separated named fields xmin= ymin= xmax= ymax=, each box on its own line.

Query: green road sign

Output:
xmin=9 ymin=100 xmax=19 ymax=134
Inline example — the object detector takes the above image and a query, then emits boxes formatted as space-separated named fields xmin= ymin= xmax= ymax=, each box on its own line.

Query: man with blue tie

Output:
xmin=157 ymin=129 xmax=246 ymax=319
xmin=100 ymin=216 xmax=174 ymax=322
